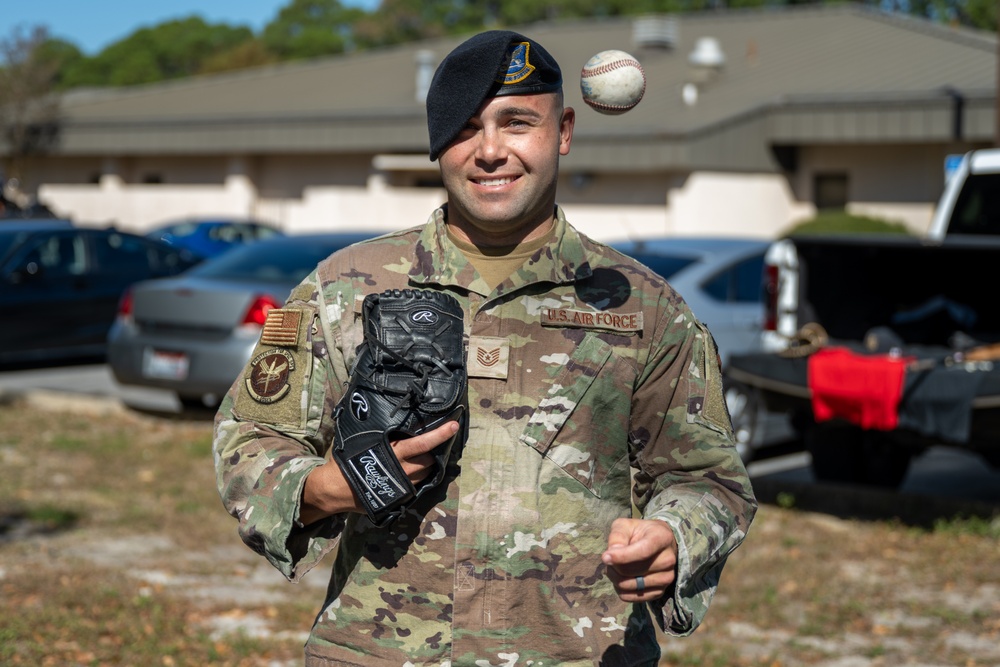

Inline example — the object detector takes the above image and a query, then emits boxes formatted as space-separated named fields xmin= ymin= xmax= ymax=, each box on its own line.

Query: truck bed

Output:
xmin=786 ymin=234 xmax=1000 ymax=347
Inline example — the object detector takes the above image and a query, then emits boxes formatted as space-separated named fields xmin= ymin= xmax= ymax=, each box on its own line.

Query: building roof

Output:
xmin=35 ymin=5 xmax=1000 ymax=172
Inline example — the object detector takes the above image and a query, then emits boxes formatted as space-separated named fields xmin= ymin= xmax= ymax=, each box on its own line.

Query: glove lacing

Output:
xmin=356 ymin=317 xmax=456 ymax=418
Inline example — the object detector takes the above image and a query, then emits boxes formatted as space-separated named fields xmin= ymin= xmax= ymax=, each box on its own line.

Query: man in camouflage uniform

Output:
xmin=214 ymin=29 xmax=756 ymax=666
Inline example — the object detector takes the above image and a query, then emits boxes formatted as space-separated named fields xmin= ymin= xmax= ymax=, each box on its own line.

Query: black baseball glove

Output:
xmin=332 ymin=289 xmax=467 ymax=526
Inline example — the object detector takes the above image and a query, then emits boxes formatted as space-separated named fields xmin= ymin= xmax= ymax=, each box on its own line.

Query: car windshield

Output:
xmin=185 ymin=237 xmax=359 ymax=283
xmin=949 ymin=173 xmax=1000 ymax=235
xmin=622 ymin=253 xmax=698 ymax=280
xmin=0 ymin=234 xmax=19 ymax=262
xmin=0 ymin=231 xmax=35 ymax=265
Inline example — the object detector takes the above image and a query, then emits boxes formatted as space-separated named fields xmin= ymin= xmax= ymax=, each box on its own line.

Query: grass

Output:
xmin=782 ymin=211 xmax=913 ymax=236
xmin=0 ymin=398 xmax=998 ymax=666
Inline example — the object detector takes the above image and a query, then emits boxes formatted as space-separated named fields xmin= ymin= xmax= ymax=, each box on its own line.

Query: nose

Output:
xmin=474 ymin=126 xmax=507 ymax=164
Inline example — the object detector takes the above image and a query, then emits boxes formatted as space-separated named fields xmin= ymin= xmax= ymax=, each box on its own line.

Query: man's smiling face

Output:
xmin=438 ymin=92 xmax=575 ymax=246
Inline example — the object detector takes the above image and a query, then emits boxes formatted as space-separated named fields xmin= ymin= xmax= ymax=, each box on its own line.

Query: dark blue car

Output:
xmin=144 ymin=218 xmax=284 ymax=260
xmin=0 ymin=221 xmax=198 ymax=365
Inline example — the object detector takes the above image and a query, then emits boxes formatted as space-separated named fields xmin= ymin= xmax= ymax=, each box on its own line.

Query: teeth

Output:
xmin=478 ymin=177 xmax=514 ymax=186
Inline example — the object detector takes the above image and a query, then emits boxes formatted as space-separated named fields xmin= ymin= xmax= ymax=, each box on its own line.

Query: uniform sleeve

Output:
xmin=212 ymin=275 xmax=353 ymax=581
xmin=630 ymin=305 xmax=757 ymax=636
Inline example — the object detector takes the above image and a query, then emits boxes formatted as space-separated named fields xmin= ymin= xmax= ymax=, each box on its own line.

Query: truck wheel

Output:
xmin=805 ymin=423 xmax=862 ymax=484
xmin=725 ymin=381 xmax=760 ymax=463
xmin=980 ymin=451 xmax=1000 ymax=470
xmin=806 ymin=423 xmax=912 ymax=488
xmin=859 ymin=431 xmax=912 ymax=488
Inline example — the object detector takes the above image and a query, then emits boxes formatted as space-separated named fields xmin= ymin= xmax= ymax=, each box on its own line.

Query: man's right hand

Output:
xmin=299 ymin=420 xmax=460 ymax=525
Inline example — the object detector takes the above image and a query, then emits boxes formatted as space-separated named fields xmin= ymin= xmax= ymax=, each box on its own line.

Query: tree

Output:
xmin=0 ymin=25 xmax=61 ymax=197
xmin=198 ymin=39 xmax=280 ymax=75
xmin=261 ymin=0 xmax=367 ymax=59
xmin=59 ymin=17 xmax=255 ymax=88
xmin=19 ymin=0 xmax=1000 ymax=91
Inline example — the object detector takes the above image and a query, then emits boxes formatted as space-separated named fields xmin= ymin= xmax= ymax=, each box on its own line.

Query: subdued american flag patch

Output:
xmin=260 ymin=309 xmax=301 ymax=347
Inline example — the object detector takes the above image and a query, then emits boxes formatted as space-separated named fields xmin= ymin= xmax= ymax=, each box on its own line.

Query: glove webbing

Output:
xmin=356 ymin=315 xmax=457 ymax=417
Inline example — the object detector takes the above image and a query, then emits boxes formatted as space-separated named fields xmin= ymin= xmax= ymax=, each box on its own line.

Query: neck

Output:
xmin=443 ymin=205 xmax=556 ymax=248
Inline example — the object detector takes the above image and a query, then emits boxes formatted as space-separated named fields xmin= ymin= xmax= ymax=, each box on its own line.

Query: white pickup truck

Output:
xmin=727 ymin=148 xmax=1000 ymax=488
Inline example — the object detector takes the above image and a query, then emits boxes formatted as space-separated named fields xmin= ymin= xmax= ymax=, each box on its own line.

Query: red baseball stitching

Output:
xmin=584 ymin=98 xmax=640 ymax=112
xmin=580 ymin=58 xmax=645 ymax=79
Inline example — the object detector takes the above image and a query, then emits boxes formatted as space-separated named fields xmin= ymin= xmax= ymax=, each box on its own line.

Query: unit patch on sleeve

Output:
xmin=245 ymin=349 xmax=296 ymax=404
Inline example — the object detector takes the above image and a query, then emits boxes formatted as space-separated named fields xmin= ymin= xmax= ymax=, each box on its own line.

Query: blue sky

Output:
xmin=4 ymin=0 xmax=379 ymax=55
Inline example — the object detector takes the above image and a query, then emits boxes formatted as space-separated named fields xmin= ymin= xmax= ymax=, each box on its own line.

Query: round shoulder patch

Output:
xmin=245 ymin=349 xmax=296 ymax=404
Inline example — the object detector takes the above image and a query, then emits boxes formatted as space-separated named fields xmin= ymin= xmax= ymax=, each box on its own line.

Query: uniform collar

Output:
xmin=409 ymin=205 xmax=593 ymax=295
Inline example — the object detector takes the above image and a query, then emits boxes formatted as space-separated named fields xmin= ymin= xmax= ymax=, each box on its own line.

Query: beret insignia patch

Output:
xmin=500 ymin=42 xmax=535 ymax=85
xmin=245 ymin=349 xmax=295 ymax=404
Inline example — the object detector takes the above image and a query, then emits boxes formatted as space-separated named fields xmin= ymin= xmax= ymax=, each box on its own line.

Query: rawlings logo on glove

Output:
xmin=332 ymin=289 xmax=467 ymax=526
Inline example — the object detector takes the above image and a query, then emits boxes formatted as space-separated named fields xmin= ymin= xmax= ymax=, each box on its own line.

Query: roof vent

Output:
xmin=688 ymin=37 xmax=726 ymax=69
xmin=632 ymin=15 xmax=677 ymax=50
xmin=415 ymin=49 xmax=436 ymax=104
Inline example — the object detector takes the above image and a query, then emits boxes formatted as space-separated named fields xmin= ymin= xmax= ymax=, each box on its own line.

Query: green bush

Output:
xmin=782 ymin=211 xmax=913 ymax=237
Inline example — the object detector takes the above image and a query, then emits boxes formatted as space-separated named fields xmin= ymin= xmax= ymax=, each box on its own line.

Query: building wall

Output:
xmin=666 ymin=171 xmax=814 ymax=238
xmin=32 ymin=144 xmax=962 ymax=239
xmin=789 ymin=143 xmax=988 ymax=233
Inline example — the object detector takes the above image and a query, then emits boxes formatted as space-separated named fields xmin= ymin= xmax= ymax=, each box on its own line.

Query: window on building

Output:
xmin=813 ymin=173 xmax=848 ymax=210
xmin=142 ymin=173 xmax=163 ymax=184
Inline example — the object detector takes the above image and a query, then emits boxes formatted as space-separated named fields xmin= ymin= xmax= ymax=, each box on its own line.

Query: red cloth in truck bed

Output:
xmin=807 ymin=347 xmax=910 ymax=430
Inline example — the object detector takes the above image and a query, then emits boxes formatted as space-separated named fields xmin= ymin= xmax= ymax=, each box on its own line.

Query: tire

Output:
xmin=806 ymin=422 xmax=912 ymax=488
xmin=178 ymin=394 xmax=220 ymax=411
xmin=805 ymin=422 xmax=861 ymax=484
xmin=976 ymin=450 xmax=1000 ymax=471
xmin=725 ymin=381 xmax=760 ymax=463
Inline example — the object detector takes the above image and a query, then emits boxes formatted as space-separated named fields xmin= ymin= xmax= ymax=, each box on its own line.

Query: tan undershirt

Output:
xmin=447 ymin=225 xmax=555 ymax=292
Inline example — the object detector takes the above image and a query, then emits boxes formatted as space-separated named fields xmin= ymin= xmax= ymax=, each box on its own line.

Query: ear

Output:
xmin=559 ymin=106 xmax=575 ymax=156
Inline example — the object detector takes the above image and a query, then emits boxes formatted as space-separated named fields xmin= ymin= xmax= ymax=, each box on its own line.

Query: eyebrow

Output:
xmin=490 ymin=105 xmax=543 ymax=121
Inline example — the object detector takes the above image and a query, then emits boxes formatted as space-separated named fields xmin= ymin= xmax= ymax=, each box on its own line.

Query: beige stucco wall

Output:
xmin=32 ymin=146 xmax=945 ymax=240
xmin=790 ymin=143 xmax=963 ymax=234
xmin=666 ymin=172 xmax=815 ymax=238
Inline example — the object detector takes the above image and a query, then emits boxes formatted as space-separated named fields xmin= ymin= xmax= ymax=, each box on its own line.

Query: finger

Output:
xmin=391 ymin=421 xmax=459 ymax=460
xmin=604 ymin=517 xmax=637 ymax=554
xmin=607 ymin=570 xmax=672 ymax=603
xmin=607 ymin=567 xmax=676 ymax=591
xmin=603 ymin=520 xmax=676 ymax=569
xmin=401 ymin=452 xmax=434 ymax=483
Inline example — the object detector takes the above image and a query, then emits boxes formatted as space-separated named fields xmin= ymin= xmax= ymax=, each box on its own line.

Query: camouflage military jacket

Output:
xmin=214 ymin=207 xmax=757 ymax=666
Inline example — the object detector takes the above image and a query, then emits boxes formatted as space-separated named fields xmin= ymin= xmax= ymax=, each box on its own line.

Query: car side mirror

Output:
xmin=9 ymin=260 xmax=43 ymax=284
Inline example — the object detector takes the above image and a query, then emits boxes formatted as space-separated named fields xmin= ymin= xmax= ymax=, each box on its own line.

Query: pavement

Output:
xmin=0 ymin=362 xmax=181 ymax=414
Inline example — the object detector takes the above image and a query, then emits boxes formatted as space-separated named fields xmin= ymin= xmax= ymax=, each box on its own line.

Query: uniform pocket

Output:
xmin=518 ymin=332 xmax=635 ymax=495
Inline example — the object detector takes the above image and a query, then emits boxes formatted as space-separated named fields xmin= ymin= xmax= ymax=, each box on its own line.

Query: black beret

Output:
xmin=426 ymin=30 xmax=563 ymax=161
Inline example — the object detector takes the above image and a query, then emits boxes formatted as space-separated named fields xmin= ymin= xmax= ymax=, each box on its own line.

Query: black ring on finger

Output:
xmin=635 ymin=575 xmax=645 ymax=593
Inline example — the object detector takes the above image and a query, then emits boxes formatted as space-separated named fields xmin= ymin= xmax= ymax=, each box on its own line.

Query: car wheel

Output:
xmin=178 ymin=394 xmax=220 ymax=411
xmin=725 ymin=381 xmax=760 ymax=463
xmin=980 ymin=450 xmax=1000 ymax=470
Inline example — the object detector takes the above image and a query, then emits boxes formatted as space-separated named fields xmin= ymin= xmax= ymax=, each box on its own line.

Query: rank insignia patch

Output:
xmin=468 ymin=335 xmax=509 ymax=379
xmin=245 ymin=349 xmax=295 ymax=404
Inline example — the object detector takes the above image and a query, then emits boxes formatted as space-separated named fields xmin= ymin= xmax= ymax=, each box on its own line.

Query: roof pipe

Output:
xmin=942 ymin=86 xmax=964 ymax=142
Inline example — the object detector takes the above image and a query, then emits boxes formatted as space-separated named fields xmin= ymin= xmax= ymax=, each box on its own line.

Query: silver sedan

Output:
xmin=107 ymin=232 xmax=372 ymax=409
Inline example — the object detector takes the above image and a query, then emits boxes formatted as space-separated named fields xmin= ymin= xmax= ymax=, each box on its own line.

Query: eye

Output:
xmin=453 ymin=123 xmax=479 ymax=140
xmin=506 ymin=117 xmax=537 ymax=131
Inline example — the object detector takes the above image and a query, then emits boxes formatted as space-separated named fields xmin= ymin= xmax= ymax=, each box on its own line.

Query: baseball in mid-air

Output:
xmin=580 ymin=49 xmax=646 ymax=115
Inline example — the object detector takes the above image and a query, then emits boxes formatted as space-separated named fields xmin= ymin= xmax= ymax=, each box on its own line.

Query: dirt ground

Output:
xmin=1 ymin=393 xmax=998 ymax=666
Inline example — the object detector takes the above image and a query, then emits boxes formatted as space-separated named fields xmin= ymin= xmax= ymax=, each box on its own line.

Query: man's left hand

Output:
xmin=601 ymin=518 xmax=678 ymax=602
